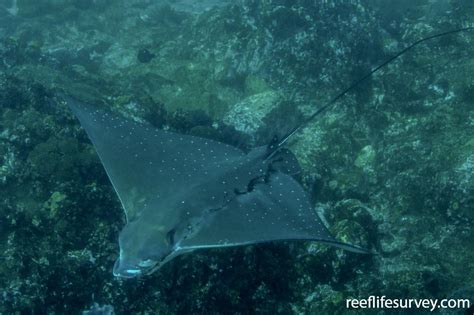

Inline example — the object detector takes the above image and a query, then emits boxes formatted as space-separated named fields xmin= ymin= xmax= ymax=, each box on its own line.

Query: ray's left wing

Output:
xmin=64 ymin=96 xmax=245 ymax=224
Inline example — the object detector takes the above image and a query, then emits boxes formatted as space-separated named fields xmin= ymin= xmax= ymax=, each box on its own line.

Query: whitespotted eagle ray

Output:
xmin=64 ymin=28 xmax=472 ymax=278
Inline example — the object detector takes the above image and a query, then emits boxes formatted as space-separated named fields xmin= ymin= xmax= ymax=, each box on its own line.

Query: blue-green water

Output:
xmin=0 ymin=0 xmax=473 ymax=314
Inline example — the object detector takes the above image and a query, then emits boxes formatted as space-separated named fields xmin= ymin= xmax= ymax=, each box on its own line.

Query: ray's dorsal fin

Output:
xmin=266 ymin=26 xmax=474 ymax=159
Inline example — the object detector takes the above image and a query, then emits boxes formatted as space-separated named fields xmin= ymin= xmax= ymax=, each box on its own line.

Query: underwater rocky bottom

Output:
xmin=0 ymin=0 xmax=473 ymax=314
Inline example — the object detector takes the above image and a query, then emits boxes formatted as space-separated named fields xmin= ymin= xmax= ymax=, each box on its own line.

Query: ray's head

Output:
xmin=113 ymin=219 xmax=174 ymax=278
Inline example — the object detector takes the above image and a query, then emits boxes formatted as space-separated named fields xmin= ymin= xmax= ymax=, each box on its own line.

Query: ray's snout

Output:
xmin=113 ymin=253 xmax=159 ymax=278
xmin=113 ymin=258 xmax=143 ymax=278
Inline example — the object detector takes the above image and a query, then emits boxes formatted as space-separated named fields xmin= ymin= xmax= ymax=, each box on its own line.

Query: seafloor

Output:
xmin=0 ymin=0 xmax=473 ymax=314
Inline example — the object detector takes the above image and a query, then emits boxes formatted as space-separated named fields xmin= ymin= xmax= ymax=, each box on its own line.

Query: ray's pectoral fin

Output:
xmin=64 ymin=95 xmax=245 ymax=225
xmin=178 ymin=171 xmax=369 ymax=254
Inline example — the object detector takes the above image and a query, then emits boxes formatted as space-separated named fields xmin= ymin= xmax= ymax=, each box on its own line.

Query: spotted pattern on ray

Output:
xmin=65 ymin=96 xmax=368 ymax=279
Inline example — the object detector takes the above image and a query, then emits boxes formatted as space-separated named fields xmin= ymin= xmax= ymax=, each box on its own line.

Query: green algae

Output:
xmin=44 ymin=191 xmax=67 ymax=217
xmin=354 ymin=145 xmax=376 ymax=171
xmin=244 ymin=75 xmax=271 ymax=96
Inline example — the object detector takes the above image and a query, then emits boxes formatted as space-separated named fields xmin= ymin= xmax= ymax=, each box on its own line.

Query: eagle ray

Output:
xmin=65 ymin=97 xmax=366 ymax=278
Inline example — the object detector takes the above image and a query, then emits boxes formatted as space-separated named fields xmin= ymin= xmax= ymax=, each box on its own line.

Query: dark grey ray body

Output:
xmin=65 ymin=97 xmax=367 ymax=278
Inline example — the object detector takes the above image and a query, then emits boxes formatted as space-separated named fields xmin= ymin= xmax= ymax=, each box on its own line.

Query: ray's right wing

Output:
xmin=178 ymin=171 xmax=369 ymax=253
